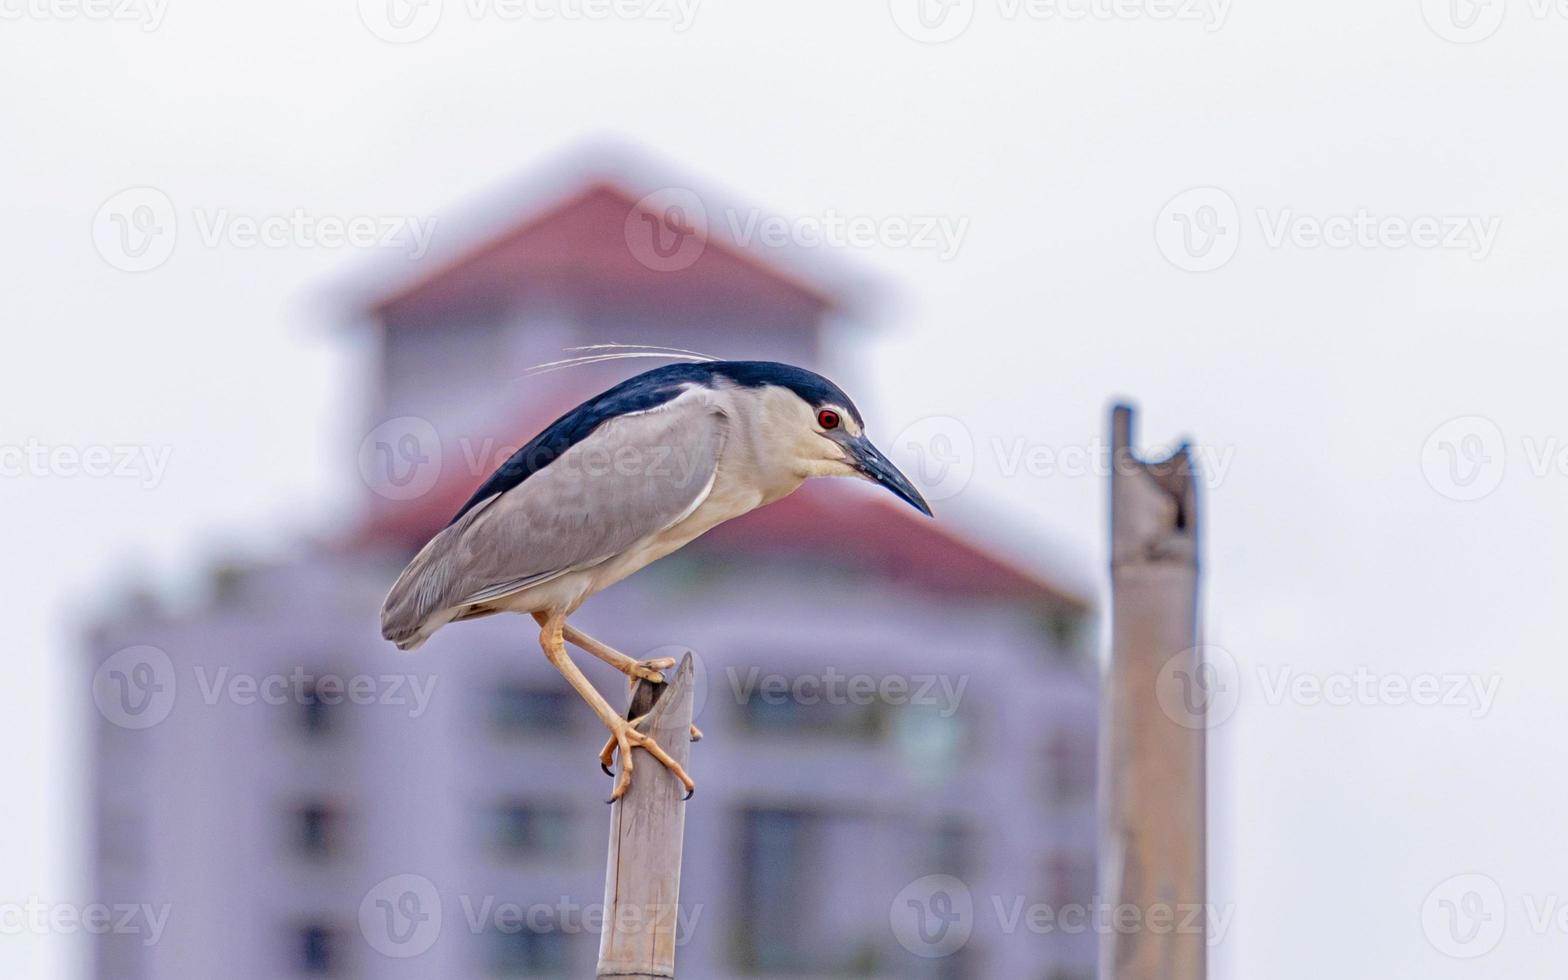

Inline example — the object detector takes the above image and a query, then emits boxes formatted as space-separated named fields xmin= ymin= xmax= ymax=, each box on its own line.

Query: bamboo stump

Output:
xmin=1101 ymin=404 xmax=1206 ymax=980
xmin=597 ymin=653 xmax=696 ymax=979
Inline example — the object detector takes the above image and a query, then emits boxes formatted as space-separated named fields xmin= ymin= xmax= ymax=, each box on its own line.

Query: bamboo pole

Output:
xmin=1101 ymin=404 xmax=1206 ymax=980
xmin=596 ymin=653 xmax=696 ymax=979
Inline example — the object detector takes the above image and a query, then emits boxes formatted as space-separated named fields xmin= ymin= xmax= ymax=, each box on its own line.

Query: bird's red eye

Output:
xmin=817 ymin=409 xmax=840 ymax=430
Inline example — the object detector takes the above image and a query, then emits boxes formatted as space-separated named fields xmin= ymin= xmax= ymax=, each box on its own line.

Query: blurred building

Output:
xmin=87 ymin=150 xmax=1100 ymax=980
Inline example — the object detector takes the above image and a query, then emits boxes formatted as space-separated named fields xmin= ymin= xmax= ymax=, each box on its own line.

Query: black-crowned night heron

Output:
xmin=380 ymin=357 xmax=931 ymax=800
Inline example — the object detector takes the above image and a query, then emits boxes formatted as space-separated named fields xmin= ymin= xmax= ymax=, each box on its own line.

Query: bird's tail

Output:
xmin=380 ymin=530 xmax=459 ymax=650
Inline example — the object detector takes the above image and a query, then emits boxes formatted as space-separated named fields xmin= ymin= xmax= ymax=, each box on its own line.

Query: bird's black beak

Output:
xmin=850 ymin=437 xmax=933 ymax=517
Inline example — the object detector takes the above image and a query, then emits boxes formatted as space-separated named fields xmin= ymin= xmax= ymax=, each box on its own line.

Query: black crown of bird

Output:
xmin=380 ymin=344 xmax=932 ymax=802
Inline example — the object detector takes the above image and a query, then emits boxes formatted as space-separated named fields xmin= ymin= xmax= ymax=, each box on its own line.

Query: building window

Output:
xmin=736 ymin=808 xmax=880 ymax=974
xmin=292 ymin=802 xmax=341 ymax=861
xmin=295 ymin=920 xmax=340 ymax=975
xmin=96 ymin=932 xmax=146 ymax=980
xmin=1045 ymin=729 xmax=1095 ymax=805
xmin=491 ymin=683 xmax=575 ymax=736
xmin=1042 ymin=607 xmax=1092 ymax=662
xmin=740 ymin=809 xmax=809 ymax=971
xmin=1046 ymin=851 xmax=1096 ymax=910
xmin=487 ymin=923 xmax=571 ymax=977
xmin=488 ymin=802 xmax=573 ymax=861
xmin=298 ymin=679 xmax=337 ymax=737
xmin=922 ymin=819 xmax=972 ymax=879
xmin=96 ymin=806 xmax=144 ymax=869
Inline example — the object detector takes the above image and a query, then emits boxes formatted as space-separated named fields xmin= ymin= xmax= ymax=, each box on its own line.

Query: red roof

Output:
xmin=369 ymin=180 xmax=847 ymax=325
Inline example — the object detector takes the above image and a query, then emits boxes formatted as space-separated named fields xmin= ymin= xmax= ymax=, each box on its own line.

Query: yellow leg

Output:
xmin=535 ymin=612 xmax=694 ymax=802
xmin=563 ymin=624 xmax=674 ymax=684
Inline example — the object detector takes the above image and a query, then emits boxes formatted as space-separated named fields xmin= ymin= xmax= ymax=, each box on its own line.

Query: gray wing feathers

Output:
xmin=380 ymin=402 xmax=727 ymax=648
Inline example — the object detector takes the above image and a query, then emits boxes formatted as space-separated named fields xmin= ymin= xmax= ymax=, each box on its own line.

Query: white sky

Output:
xmin=4 ymin=1 xmax=1566 ymax=976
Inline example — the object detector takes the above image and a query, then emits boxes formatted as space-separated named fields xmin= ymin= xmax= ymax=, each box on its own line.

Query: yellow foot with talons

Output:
xmin=600 ymin=719 xmax=696 ymax=803
xmin=599 ymin=712 xmax=650 ymax=776
xmin=599 ymin=720 xmax=702 ymax=770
